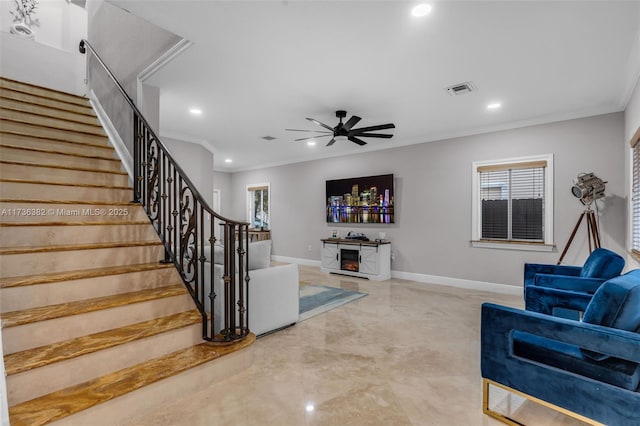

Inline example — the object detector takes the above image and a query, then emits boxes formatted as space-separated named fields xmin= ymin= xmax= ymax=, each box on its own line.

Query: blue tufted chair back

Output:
xmin=579 ymin=248 xmax=625 ymax=279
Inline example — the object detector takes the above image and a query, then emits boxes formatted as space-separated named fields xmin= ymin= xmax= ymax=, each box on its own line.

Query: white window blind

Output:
xmin=631 ymin=128 xmax=640 ymax=253
xmin=478 ymin=161 xmax=546 ymax=242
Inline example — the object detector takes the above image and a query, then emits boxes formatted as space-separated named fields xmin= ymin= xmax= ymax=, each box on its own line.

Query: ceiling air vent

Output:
xmin=261 ymin=136 xmax=276 ymax=141
xmin=446 ymin=82 xmax=475 ymax=96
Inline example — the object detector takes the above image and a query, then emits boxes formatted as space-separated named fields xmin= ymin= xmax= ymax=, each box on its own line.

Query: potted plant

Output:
xmin=10 ymin=0 xmax=39 ymax=40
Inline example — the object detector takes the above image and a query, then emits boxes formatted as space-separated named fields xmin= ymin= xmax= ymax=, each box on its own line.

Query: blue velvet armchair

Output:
xmin=524 ymin=248 xmax=624 ymax=318
xmin=482 ymin=270 xmax=640 ymax=426
xmin=524 ymin=247 xmax=624 ymax=292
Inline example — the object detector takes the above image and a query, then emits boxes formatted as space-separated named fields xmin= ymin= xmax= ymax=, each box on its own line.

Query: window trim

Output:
xmin=246 ymin=182 xmax=270 ymax=229
xmin=471 ymin=154 xmax=554 ymax=251
xmin=629 ymin=126 xmax=640 ymax=261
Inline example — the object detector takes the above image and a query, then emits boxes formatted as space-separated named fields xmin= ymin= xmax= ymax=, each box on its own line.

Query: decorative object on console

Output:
xmin=326 ymin=173 xmax=394 ymax=224
xmin=558 ymin=172 xmax=607 ymax=264
xmin=286 ymin=110 xmax=395 ymax=146
xmin=345 ymin=231 xmax=369 ymax=241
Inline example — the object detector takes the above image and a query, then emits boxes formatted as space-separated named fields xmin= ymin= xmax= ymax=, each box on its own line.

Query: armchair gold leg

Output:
xmin=483 ymin=379 xmax=525 ymax=426
xmin=482 ymin=379 xmax=604 ymax=426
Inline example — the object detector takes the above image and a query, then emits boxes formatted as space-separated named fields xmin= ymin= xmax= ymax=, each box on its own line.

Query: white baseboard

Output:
xmin=273 ymin=256 xmax=522 ymax=295
xmin=88 ymin=90 xmax=134 ymax=183
xmin=391 ymin=270 xmax=522 ymax=295
xmin=272 ymin=255 xmax=321 ymax=268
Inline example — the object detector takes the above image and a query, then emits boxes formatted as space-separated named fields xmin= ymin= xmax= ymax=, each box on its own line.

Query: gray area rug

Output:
xmin=299 ymin=284 xmax=367 ymax=321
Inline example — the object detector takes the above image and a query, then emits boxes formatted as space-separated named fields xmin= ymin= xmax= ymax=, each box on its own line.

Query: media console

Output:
xmin=320 ymin=238 xmax=391 ymax=281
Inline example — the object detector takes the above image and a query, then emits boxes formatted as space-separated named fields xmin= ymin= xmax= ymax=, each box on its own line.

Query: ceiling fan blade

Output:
xmin=285 ymin=129 xmax=333 ymax=133
xmin=348 ymin=136 xmax=367 ymax=146
xmin=342 ymin=115 xmax=362 ymax=132
xmin=326 ymin=138 xmax=336 ymax=146
xmin=350 ymin=123 xmax=395 ymax=134
xmin=294 ymin=135 xmax=331 ymax=141
xmin=356 ymin=133 xmax=394 ymax=139
xmin=306 ymin=117 xmax=335 ymax=132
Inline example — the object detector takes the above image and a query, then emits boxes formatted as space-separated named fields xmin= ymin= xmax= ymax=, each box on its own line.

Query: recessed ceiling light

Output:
xmin=189 ymin=108 xmax=202 ymax=115
xmin=224 ymin=158 xmax=232 ymax=163
xmin=411 ymin=4 xmax=432 ymax=17
xmin=487 ymin=102 xmax=502 ymax=110
xmin=305 ymin=403 xmax=314 ymax=412
xmin=307 ymin=141 xmax=316 ymax=147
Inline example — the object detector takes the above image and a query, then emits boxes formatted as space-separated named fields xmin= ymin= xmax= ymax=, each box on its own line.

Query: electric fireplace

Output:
xmin=341 ymin=249 xmax=359 ymax=272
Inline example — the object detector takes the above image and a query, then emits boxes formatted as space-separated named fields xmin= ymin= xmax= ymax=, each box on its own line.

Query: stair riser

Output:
xmin=0 ymin=163 xmax=129 ymax=187
xmin=0 ymin=89 xmax=94 ymax=116
xmin=7 ymin=324 xmax=202 ymax=406
xmin=0 ymin=146 xmax=121 ymax=172
xmin=0 ymin=108 xmax=106 ymax=137
xmin=1 ymin=98 xmax=102 ymax=127
xmin=0 ymin=182 xmax=131 ymax=203
xmin=0 ymin=245 xmax=165 ymax=278
xmin=0 ymin=120 xmax=108 ymax=145
xmin=0 ymin=203 xmax=148 ymax=223
xmin=2 ymin=294 xmax=194 ymax=354
xmin=52 ymin=345 xmax=255 ymax=426
xmin=0 ymin=132 xmax=113 ymax=156
xmin=0 ymin=79 xmax=90 ymax=107
xmin=0 ymin=224 xmax=157 ymax=248
xmin=1 ymin=267 xmax=181 ymax=313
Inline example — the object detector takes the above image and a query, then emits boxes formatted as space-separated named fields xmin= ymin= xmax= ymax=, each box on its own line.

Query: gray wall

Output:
xmin=163 ymin=138 xmax=214 ymax=207
xmin=227 ymin=113 xmax=626 ymax=286
xmin=213 ymin=171 xmax=232 ymax=218
xmin=86 ymin=0 xmax=180 ymax=155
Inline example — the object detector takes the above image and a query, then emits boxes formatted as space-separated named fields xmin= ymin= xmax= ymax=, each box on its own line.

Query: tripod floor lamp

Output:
xmin=557 ymin=173 xmax=606 ymax=265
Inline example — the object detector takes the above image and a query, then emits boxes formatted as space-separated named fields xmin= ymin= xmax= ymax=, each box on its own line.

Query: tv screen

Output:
xmin=326 ymin=174 xmax=394 ymax=224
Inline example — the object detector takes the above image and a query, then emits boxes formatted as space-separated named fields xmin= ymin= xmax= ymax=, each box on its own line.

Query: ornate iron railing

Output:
xmin=79 ymin=39 xmax=250 ymax=343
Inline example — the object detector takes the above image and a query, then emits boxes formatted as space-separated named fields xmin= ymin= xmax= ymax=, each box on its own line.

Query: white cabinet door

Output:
xmin=359 ymin=246 xmax=378 ymax=275
xmin=321 ymin=243 xmax=339 ymax=270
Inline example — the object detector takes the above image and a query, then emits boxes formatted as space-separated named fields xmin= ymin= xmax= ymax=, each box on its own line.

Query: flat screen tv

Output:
xmin=326 ymin=174 xmax=394 ymax=224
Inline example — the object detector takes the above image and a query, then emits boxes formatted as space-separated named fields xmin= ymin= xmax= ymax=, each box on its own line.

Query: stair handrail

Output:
xmin=79 ymin=39 xmax=250 ymax=343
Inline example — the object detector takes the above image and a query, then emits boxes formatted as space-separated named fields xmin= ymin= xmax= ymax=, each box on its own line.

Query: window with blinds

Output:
xmin=473 ymin=156 xmax=552 ymax=245
xmin=247 ymin=184 xmax=269 ymax=229
xmin=631 ymin=127 xmax=640 ymax=254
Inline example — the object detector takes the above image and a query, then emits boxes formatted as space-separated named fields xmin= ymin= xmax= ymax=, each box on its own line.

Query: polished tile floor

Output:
xmin=125 ymin=266 xmax=588 ymax=426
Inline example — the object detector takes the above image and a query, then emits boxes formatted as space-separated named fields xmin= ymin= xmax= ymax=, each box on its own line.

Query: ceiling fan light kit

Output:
xmin=287 ymin=110 xmax=395 ymax=147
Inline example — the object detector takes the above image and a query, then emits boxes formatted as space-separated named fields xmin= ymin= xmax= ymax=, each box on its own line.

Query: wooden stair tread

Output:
xmin=0 ymin=178 xmax=130 ymax=190
xmin=4 ymin=310 xmax=203 ymax=375
xmin=0 ymin=284 xmax=187 ymax=328
xmin=0 ymin=130 xmax=112 ymax=150
xmin=0 ymin=120 xmax=109 ymax=145
xmin=0 ymin=160 xmax=125 ymax=175
xmin=0 ymin=262 xmax=174 ymax=289
xmin=0 ymin=89 xmax=95 ymax=116
xmin=0 ymin=111 xmax=106 ymax=137
xmin=0 ymin=199 xmax=138 ymax=206
xmin=7 ymin=335 xmax=256 ymax=426
xmin=0 ymin=77 xmax=90 ymax=107
xmin=0 ymin=220 xmax=149 ymax=228
xmin=0 ymin=98 xmax=101 ymax=127
xmin=0 ymin=240 xmax=162 ymax=255
xmin=0 ymin=143 xmax=119 ymax=161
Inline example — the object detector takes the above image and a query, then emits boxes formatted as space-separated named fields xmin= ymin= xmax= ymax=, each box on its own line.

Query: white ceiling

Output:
xmin=109 ymin=1 xmax=640 ymax=172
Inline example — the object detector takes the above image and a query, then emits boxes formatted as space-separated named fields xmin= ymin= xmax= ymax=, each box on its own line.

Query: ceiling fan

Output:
xmin=286 ymin=110 xmax=395 ymax=146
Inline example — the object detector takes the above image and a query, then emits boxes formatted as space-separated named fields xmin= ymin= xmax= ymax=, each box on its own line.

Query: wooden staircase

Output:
xmin=0 ymin=78 xmax=254 ymax=425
